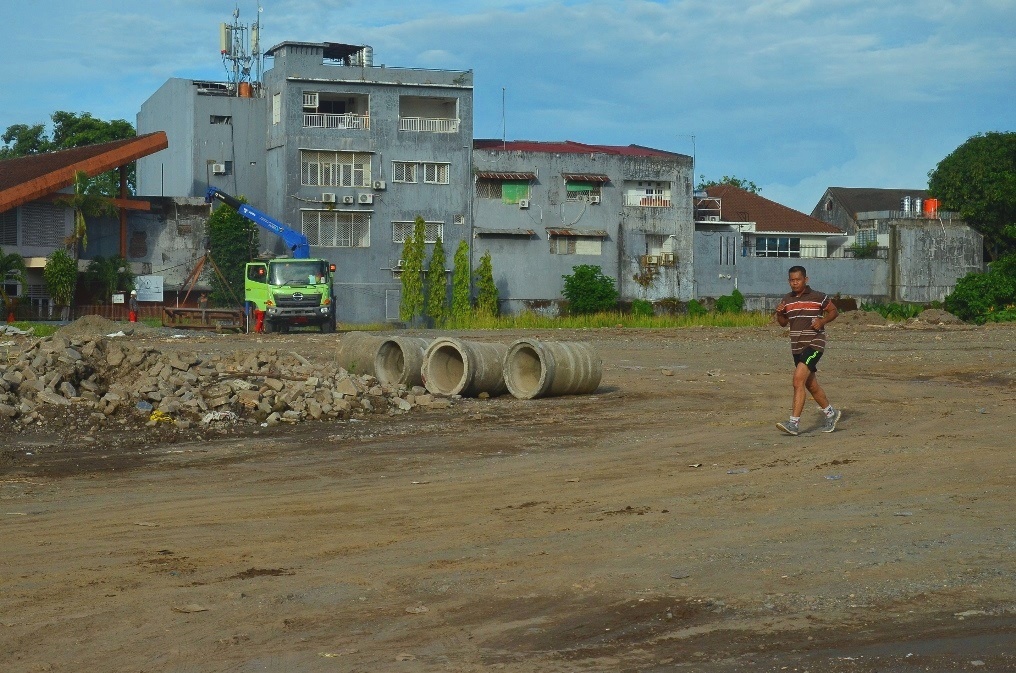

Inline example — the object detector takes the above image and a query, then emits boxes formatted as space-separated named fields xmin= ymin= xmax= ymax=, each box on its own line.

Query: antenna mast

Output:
xmin=220 ymin=4 xmax=264 ymax=96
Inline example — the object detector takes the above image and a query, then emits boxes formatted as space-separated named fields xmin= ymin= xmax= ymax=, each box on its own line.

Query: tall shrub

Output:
xmin=425 ymin=236 xmax=448 ymax=325
xmin=207 ymin=196 xmax=257 ymax=306
xmin=562 ymin=265 xmax=618 ymax=314
xmin=474 ymin=250 xmax=499 ymax=317
xmin=43 ymin=249 xmax=77 ymax=319
xmin=399 ymin=216 xmax=426 ymax=322
xmin=450 ymin=239 xmax=471 ymax=320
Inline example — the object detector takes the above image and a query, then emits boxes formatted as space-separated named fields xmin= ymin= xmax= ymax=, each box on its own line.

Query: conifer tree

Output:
xmin=399 ymin=216 xmax=426 ymax=322
xmin=425 ymin=236 xmax=448 ymax=326
xmin=474 ymin=250 xmax=499 ymax=317
xmin=450 ymin=239 xmax=472 ymax=321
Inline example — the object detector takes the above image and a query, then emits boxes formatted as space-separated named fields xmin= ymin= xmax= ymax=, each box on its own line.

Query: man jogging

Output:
xmin=774 ymin=265 xmax=840 ymax=435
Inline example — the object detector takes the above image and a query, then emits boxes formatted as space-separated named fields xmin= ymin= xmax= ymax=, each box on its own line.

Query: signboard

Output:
xmin=112 ymin=293 xmax=125 ymax=304
xmin=135 ymin=275 xmax=164 ymax=302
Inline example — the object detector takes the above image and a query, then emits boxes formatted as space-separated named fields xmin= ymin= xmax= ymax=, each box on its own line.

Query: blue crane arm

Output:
xmin=205 ymin=187 xmax=310 ymax=258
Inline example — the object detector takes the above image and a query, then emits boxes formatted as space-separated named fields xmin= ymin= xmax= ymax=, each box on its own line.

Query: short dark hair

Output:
xmin=788 ymin=265 xmax=807 ymax=277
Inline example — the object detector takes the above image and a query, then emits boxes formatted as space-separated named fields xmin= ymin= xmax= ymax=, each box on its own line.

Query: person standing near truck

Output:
xmin=774 ymin=265 xmax=841 ymax=436
xmin=128 ymin=289 xmax=139 ymax=323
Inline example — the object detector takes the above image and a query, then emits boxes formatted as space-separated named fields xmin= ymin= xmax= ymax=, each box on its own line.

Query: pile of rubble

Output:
xmin=0 ymin=332 xmax=454 ymax=435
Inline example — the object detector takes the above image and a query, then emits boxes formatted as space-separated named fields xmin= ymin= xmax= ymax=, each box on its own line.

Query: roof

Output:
xmin=823 ymin=187 xmax=930 ymax=218
xmin=701 ymin=185 xmax=841 ymax=235
xmin=473 ymin=228 xmax=536 ymax=236
xmin=0 ymin=132 xmax=169 ymax=214
xmin=264 ymin=41 xmax=365 ymax=60
xmin=561 ymin=173 xmax=610 ymax=183
xmin=546 ymin=228 xmax=609 ymax=238
xmin=474 ymin=139 xmax=683 ymax=159
xmin=475 ymin=171 xmax=537 ymax=181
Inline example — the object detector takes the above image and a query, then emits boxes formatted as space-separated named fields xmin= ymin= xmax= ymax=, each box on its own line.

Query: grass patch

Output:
xmin=442 ymin=310 xmax=772 ymax=330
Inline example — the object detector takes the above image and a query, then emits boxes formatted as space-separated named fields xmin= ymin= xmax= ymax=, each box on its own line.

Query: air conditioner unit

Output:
xmin=211 ymin=163 xmax=227 ymax=175
xmin=642 ymin=255 xmax=661 ymax=266
xmin=321 ymin=192 xmax=336 ymax=203
xmin=705 ymin=215 xmax=721 ymax=222
xmin=342 ymin=195 xmax=355 ymax=205
xmin=519 ymin=199 xmax=530 ymax=209
xmin=661 ymin=252 xmax=676 ymax=265
xmin=372 ymin=180 xmax=387 ymax=191
xmin=396 ymin=259 xmax=405 ymax=268
xmin=358 ymin=193 xmax=374 ymax=204
xmin=589 ymin=195 xmax=601 ymax=204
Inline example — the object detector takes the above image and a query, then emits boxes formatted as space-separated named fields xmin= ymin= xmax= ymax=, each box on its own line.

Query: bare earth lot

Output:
xmin=3 ymin=320 xmax=1016 ymax=672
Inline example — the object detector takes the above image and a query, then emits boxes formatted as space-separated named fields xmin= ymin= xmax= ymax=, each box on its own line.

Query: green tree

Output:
xmin=450 ymin=239 xmax=471 ymax=320
xmin=928 ymin=131 xmax=1016 ymax=261
xmin=944 ymin=254 xmax=1016 ymax=323
xmin=399 ymin=217 xmax=426 ymax=322
xmin=54 ymin=170 xmax=116 ymax=257
xmin=43 ymin=249 xmax=77 ymax=320
xmin=207 ymin=196 xmax=257 ymax=307
xmin=474 ymin=250 xmax=499 ymax=317
xmin=425 ymin=236 xmax=448 ymax=325
xmin=697 ymin=174 xmax=761 ymax=194
xmin=562 ymin=265 xmax=618 ymax=314
xmin=0 ymin=247 xmax=27 ymax=318
xmin=85 ymin=255 xmax=134 ymax=303
xmin=0 ymin=111 xmax=136 ymax=195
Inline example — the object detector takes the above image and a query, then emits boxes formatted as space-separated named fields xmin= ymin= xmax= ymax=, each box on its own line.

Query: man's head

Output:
xmin=130 ymin=290 xmax=137 ymax=296
xmin=787 ymin=266 xmax=808 ymax=294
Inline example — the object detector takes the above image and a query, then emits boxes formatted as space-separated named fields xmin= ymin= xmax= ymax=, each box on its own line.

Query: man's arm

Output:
xmin=775 ymin=299 xmax=789 ymax=327
xmin=813 ymin=300 xmax=838 ymax=329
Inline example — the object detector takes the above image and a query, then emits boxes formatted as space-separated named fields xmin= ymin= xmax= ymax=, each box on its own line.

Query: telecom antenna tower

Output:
xmin=219 ymin=4 xmax=264 ymax=96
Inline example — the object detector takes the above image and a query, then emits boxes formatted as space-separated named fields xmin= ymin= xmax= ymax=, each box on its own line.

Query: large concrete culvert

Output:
xmin=422 ymin=338 xmax=509 ymax=397
xmin=502 ymin=338 xmax=602 ymax=399
xmin=374 ymin=336 xmax=431 ymax=387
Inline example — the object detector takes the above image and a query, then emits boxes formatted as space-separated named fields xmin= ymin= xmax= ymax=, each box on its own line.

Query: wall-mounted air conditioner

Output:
xmin=396 ymin=259 xmax=405 ymax=268
xmin=211 ymin=163 xmax=227 ymax=175
xmin=589 ymin=195 xmax=601 ymax=204
xmin=372 ymin=180 xmax=387 ymax=190
xmin=342 ymin=195 xmax=356 ymax=205
xmin=661 ymin=252 xmax=676 ymax=265
xmin=358 ymin=193 xmax=374 ymax=204
xmin=519 ymin=199 xmax=530 ymax=209
xmin=705 ymin=215 xmax=721 ymax=222
xmin=641 ymin=254 xmax=661 ymax=266
xmin=321 ymin=193 xmax=336 ymax=203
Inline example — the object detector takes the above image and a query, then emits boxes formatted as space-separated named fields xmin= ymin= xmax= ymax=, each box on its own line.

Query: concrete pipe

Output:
xmin=335 ymin=331 xmax=386 ymax=377
xmin=422 ymin=337 xmax=509 ymax=397
xmin=502 ymin=338 xmax=602 ymax=399
xmin=374 ymin=336 xmax=432 ymax=387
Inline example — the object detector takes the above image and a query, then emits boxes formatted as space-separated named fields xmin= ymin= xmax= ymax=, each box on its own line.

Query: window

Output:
xmin=393 ymin=221 xmax=444 ymax=244
xmin=3 ymin=272 xmax=20 ymax=299
xmin=0 ymin=209 xmax=16 ymax=246
xmin=272 ymin=92 xmax=281 ymax=125
xmin=477 ymin=179 xmax=530 ymax=203
xmin=301 ymin=210 xmax=371 ymax=247
xmin=21 ymin=204 xmax=66 ymax=247
xmin=755 ymin=236 xmax=800 ymax=258
xmin=301 ymin=150 xmax=371 ymax=187
xmin=856 ymin=228 xmax=877 ymax=245
xmin=624 ymin=181 xmax=671 ymax=207
xmin=210 ymin=115 xmax=232 ymax=125
xmin=393 ymin=162 xmax=417 ymax=183
xmin=476 ymin=179 xmax=502 ymax=200
xmin=549 ymin=235 xmax=602 ymax=256
xmin=566 ymin=181 xmax=601 ymax=202
xmin=423 ymin=162 xmax=450 ymax=184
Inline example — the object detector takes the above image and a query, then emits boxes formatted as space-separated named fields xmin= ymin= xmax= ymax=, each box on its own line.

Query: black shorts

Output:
xmin=793 ymin=347 xmax=823 ymax=372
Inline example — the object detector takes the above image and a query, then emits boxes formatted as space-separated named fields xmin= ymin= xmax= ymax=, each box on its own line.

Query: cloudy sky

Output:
xmin=2 ymin=1 xmax=1012 ymax=212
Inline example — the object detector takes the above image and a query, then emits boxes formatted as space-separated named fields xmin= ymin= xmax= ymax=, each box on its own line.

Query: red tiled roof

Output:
xmin=702 ymin=185 xmax=841 ymax=235
xmin=474 ymin=139 xmax=680 ymax=158
xmin=0 ymin=132 xmax=169 ymax=213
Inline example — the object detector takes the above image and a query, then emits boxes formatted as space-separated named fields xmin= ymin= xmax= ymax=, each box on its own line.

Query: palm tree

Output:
xmin=0 ymin=246 xmax=27 ymax=321
xmin=56 ymin=170 xmax=115 ymax=258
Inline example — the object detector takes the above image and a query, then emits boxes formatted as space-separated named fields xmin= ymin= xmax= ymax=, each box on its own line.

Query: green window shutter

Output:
xmin=502 ymin=181 xmax=529 ymax=204
xmin=567 ymin=181 xmax=593 ymax=192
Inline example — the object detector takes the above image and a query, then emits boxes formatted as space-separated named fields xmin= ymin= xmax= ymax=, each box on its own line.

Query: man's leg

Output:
xmin=792 ymin=362 xmax=812 ymax=417
xmin=805 ymin=372 xmax=830 ymax=409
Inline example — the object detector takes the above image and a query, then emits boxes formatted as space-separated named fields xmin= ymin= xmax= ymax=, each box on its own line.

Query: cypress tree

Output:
xmin=425 ymin=236 xmax=448 ymax=326
xmin=451 ymin=239 xmax=471 ymax=321
xmin=399 ymin=216 xmax=426 ymax=322
xmin=474 ymin=250 xmax=499 ymax=317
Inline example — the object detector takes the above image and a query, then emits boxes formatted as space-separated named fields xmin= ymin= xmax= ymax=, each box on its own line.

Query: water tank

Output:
xmin=923 ymin=198 xmax=939 ymax=217
xmin=913 ymin=197 xmax=923 ymax=216
xmin=900 ymin=195 xmax=912 ymax=214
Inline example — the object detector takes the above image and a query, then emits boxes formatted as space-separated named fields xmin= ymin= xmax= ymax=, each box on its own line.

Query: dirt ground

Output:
xmin=3 ymin=319 xmax=1016 ymax=672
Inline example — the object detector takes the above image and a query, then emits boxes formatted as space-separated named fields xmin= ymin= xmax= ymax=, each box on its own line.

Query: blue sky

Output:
xmin=2 ymin=0 xmax=1013 ymax=213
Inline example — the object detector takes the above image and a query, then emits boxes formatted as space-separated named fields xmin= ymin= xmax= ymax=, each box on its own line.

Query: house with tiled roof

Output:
xmin=472 ymin=139 xmax=694 ymax=310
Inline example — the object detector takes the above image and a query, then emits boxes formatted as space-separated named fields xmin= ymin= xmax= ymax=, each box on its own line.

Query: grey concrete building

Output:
xmin=472 ymin=140 xmax=694 ymax=314
xmin=138 ymin=41 xmax=474 ymax=323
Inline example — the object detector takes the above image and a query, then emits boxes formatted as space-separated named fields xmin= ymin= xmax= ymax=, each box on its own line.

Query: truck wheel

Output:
xmin=321 ymin=318 xmax=335 ymax=333
xmin=279 ymin=323 xmax=290 ymax=334
xmin=263 ymin=320 xmax=275 ymax=334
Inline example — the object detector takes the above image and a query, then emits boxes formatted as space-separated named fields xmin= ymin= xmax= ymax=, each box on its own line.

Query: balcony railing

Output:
xmin=398 ymin=117 xmax=460 ymax=133
xmin=624 ymin=195 xmax=672 ymax=207
xmin=303 ymin=113 xmax=370 ymax=130
xmin=741 ymin=243 xmax=889 ymax=259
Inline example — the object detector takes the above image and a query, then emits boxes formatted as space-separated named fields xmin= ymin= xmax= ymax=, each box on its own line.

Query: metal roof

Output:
xmin=475 ymin=171 xmax=537 ymax=181
xmin=474 ymin=228 xmax=536 ymax=236
xmin=561 ymin=173 xmax=610 ymax=183
xmin=546 ymin=228 xmax=609 ymax=238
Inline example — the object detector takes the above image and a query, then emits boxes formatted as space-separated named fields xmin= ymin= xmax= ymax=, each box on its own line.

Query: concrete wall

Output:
xmin=892 ymin=220 xmax=983 ymax=303
xmin=472 ymin=148 xmax=693 ymax=314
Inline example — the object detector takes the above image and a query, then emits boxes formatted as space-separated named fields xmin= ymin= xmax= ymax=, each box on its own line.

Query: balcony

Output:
xmin=398 ymin=116 xmax=460 ymax=133
xmin=303 ymin=112 xmax=370 ymax=130
xmin=624 ymin=194 xmax=672 ymax=207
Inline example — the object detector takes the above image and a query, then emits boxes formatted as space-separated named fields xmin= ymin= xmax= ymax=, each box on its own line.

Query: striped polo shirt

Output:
xmin=781 ymin=287 xmax=830 ymax=354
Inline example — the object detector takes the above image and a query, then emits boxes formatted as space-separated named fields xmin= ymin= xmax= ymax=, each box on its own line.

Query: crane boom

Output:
xmin=205 ymin=187 xmax=310 ymax=258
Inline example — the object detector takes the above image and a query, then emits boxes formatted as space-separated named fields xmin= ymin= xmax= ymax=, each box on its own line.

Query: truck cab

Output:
xmin=246 ymin=258 xmax=336 ymax=333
